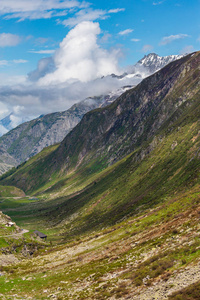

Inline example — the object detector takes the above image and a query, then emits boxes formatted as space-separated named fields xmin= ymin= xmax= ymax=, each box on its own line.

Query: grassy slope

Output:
xmin=0 ymin=53 xmax=199 ymax=299
xmin=0 ymin=88 xmax=199 ymax=243
xmin=1 ymin=86 xmax=199 ymax=235
xmin=1 ymin=52 xmax=200 ymax=194
xmin=0 ymin=185 xmax=200 ymax=299
xmin=0 ymin=186 xmax=25 ymax=197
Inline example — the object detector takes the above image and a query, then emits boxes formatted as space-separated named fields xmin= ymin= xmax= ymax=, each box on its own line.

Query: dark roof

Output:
xmin=34 ymin=230 xmax=47 ymax=238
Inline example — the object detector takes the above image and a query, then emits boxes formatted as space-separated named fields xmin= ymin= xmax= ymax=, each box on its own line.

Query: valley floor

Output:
xmin=0 ymin=186 xmax=200 ymax=299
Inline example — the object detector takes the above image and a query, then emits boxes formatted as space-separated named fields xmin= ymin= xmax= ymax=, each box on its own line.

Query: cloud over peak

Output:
xmin=37 ymin=21 xmax=121 ymax=85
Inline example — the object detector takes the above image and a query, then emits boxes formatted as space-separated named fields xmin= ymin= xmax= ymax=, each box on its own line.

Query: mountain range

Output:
xmin=0 ymin=53 xmax=184 ymax=175
xmin=0 ymin=51 xmax=199 ymax=299
xmin=1 ymin=51 xmax=199 ymax=193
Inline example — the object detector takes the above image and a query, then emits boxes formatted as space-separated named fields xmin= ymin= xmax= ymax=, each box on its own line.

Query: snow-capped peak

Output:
xmin=137 ymin=53 xmax=184 ymax=73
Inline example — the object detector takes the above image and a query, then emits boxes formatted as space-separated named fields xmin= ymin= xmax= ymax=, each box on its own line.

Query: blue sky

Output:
xmin=0 ymin=0 xmax=199 ymax=75
xmin=0 ymin=0 xmax=199 ymax=133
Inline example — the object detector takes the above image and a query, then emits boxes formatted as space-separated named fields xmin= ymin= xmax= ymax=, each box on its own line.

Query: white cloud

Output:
xmin=61 ymin=7 xmax=125 ymax=27
xmin=0 ymin=33 xmax=21 ymax=47
xmin=38 ymin=21 xmax=121 ymax=85
xmin=131 ymin=38 xmax=140 ymax=42
xmin=13 ymin=59 xmax=28 ymax=64
xmin=108 ymin=8 xmax=125 ymax=13
xmin=160 ymin=34 xmax=189 ymax=45
xmin=100 ymin=33 xmax=112 ymax=43
xmin=141 ymin=44 xmax=154 ymax=53
xmin=197 ymin=36 xmax=200 ymax=42
xmin=0 ymin=74 xmax=27 ymax=86
xmin=0 ymin=21 xmax=140 ymax=130
xmin=0 ymin=101 xmax=10 ymax=119
xmin=0 ymin=60 xmax=8 ymax=66
xmin=61 ymin=9 xmax=108 ymax=27
xmin=0 ymin=0 xmax=83 ymax=20
xmin=0 ymin=124 xmax=8 ymax=135
xmin=29 ymin=50 xmax=56 ymax=54
xmin=118 ymin=29 xmax=134 ymax=36
xmin=0 ymin=59 xmax=27 ymax=68
xmin=28 ymin=57 xmax=55 ymax=81
xmin=153 ymin=1 xmax=165 ymax=5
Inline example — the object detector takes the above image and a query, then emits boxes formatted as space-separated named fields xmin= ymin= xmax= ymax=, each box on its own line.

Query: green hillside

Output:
xmin=1 ymin=52 xmax=199 ymax=196
xmin=0 ymin=185 xmax=25 ymax=197
xmin=0 ymin=52 xmax=200 ymax=299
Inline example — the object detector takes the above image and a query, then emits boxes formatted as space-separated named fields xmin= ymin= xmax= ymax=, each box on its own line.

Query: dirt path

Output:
xmin=0 ymin=229 xmax=29 ymax=238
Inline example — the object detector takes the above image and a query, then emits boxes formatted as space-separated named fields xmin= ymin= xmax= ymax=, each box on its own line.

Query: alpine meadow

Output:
xmin=0 ymin=1 xmax=200 ymax=299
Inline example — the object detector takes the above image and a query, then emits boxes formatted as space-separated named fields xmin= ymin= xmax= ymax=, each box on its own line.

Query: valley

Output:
xmin=0 ymin=52 xmax=199 ymax=299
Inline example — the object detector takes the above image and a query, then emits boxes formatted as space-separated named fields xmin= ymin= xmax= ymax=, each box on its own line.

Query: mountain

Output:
xmin=1 ymin=51 xmax=199 ymax=194
xmin=0 ymin=53 xmax=187 ymax=175
xmin=137 ymin=52 xmax=184 ymax=73
xmin=0 ymin=113 xmax=31 ymax=135
xmin=0 ymin=87 xmax=130 ymax=170
xmin=0 ymin=51 xmax=199 ymax=299
xmin=0 ymin=148 xmax=17 ymax=174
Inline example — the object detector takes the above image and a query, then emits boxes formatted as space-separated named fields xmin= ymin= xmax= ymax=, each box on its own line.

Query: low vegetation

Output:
xmin=0 ymin=52 xmax=199 ymax=299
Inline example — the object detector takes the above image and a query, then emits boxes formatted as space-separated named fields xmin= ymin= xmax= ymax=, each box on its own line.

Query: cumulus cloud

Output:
xmin=0 ymin=33 xmax=21 ymax=47
xmin=0 ymin=74 xmax=27 ymax=86
xmin=0 ymin=21 xmax=146 ymax=134
xmin=0 ymin=21 xmax=124 ymax=130
xmin=160 ymin=34 xmax=189 ymax=45
xmin=141 ymin=44 xmax=154 ymax=53
xmin=118 ymin=29 xmax=134 ymax=36
xmin=37 ymin=21 xmax=121 ymax=85
xmin=28 ymin=57 xmax=55 ymax=81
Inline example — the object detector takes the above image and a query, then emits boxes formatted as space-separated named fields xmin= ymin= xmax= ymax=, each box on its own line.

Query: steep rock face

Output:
xmin=0 ymin=98 xmax=104 ymax=166
xmin=0 ymin=88 xmax=131 ymax=174
xmin=0 ymin=53 xmax=186 ymax=175
xmin=53 ymin=52 xmax=199 ymax=173
xmin=2 ymin=52 xmax=199 ymax=192
xmin=0 ymin=148 xmax=17 ymax=174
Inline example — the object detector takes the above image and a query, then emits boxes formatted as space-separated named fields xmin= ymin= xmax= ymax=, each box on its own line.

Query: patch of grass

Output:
xmin=168 ymin=281 xmax=200 ymax=299
xmin=127 ymin=251 xmax=175 ymax=286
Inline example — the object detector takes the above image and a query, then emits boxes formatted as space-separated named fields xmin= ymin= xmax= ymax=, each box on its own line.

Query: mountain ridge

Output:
xmin=0 ymin=52 xmax=188 ymax=175
xmin=1 ymin=51 xmax=199 ymax=193
xmin=0 ymin=52 xmax=200 ymax=300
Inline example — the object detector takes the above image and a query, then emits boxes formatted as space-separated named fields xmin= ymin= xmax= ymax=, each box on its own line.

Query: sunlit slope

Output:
xmin=1 ymin=86 xmax=199 ymax=239
xmin=0 ymin=52 xmax=199 ymax=196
